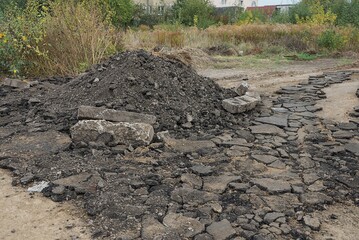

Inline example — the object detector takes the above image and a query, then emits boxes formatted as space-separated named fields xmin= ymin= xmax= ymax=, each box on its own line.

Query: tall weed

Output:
xmin=36 ymin=0 xmax=121 ymax=76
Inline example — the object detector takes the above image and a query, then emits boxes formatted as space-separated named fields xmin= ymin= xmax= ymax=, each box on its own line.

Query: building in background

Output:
xmin=246 ymin=4 xmax=294 ymax=18
xmin=134 ymin=0 xmax=259 ymax=14
xmin=135 ymin=0 xmax=175 ymax=14
xmin=211 ymin=0 xmax=258 ymax=9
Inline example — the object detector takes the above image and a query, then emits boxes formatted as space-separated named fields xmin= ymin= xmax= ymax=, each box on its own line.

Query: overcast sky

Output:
xmin=258 ymin=0 xmax=299 ymax=6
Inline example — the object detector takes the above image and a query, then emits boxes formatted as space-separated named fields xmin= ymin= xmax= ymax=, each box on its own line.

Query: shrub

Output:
xmin=0 ymin=0 xmax=46 ymax=75
xmin=154 ymin=30 xmax=184 ymax=48
xmin=317 ymin=29 xmax=344 ymax=51
xmin=35 ymin=0 xmax=122 ymax=76
xmin=173 ymin=0 xmax=215 ymax=28
xmin=104 ymin=0 xmax=136 ymax=28
xmin=332 ymin=0 xmax=359 ymax=27
xmin=289 ymin=0 xmax=337 ymax=25
xmin=237 ymin=10 xmax=267 ymax=24
xmin=288 ymin=2 xmax=311 ymax=23
xmin=0 ymin=0 xmax=122 ymax=77
xmin=271 ymin=10 xmax=291 ymax=24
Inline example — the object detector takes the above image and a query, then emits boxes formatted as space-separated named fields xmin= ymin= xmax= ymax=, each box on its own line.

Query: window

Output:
xmin=251 ymin=1 xmax=257 ymax=7
xmin=221 ymin=0 xmax=227 ymax=5
xmin=158 ymin=5 xmax=164 ymax=15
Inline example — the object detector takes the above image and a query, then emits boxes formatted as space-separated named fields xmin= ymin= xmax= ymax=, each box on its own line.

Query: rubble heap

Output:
xmin=47 ymin=50 xmax=239 ymax=134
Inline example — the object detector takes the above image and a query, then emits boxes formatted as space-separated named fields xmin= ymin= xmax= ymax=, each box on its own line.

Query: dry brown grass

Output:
xmin=35 ymin=0 xmax=121 ymax=76
xmin=123 ymin=24 xmax=359 ymax=54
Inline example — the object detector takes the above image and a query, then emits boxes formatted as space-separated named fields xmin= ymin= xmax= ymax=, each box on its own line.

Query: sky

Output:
xmin=258 ymin=0 xmax=299 ymax=6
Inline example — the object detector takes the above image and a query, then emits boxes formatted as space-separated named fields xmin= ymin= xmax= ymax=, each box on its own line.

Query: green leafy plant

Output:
xmin=173 ymin=0 xmax=215 ymax=28
xmin=317 ymin=29 xmax=344 ymax=51
xmin=105 ymin=0 xmax=136 ymax=28
xmin=296 ymin=52 xmax=318 ymax=60
xmin=0 ymin=0 xmax=47 ymax=75
xmin=237 ymin=10 xmax=267 ymax=24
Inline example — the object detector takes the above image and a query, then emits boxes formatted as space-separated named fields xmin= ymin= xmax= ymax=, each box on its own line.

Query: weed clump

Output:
xmin=0 ymin=0 xmax=121 ymax=77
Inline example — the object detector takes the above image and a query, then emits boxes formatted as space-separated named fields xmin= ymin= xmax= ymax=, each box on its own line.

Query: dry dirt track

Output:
xmin=317 ymin=74 xmax=359 ymax=122
xmin=199 ymin=57 xmax=359 ymax=93
xmin=0 ymin=57 xmax=359 ymax=240
xmin=0 ymin=169 xmax=91 ymax=240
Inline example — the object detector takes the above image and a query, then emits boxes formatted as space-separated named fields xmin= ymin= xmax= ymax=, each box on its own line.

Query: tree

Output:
xmin=104 ymin=0 xmax=136 ymax=28
xmin=172 ymin=0 xmax=215 ymax=28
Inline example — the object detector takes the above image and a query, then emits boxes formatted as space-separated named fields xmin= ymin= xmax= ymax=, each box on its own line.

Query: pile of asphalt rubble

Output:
xmin=1 ymin=50 xmax=359 ymax=240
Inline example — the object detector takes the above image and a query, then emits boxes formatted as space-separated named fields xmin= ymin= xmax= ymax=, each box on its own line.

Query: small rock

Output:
xmin=27 ymin=181 xmax=50 ymax=192
xmin=191 ymin=165 xmax=213 ymax=176
xmin=344 ymin=142 xmax=359 ymax=156
xmin=171 ymin=187 xmax=218 ymax=204
xmin=229 ymin=182 xmax=250 ymax=191
xmin=263 ymin=212 xmax=285 ymax=224
xmin=20 ymin=173 xmax=35 ymax=185
xmin=332 ymin=131 xmax=354 ymax=139
xmin=141 ymin=216 xmax=167 ymax=240
xmin=255 ymin=115 xmax=288 ymax=128
xmin=249 ymin=124 xmax=286 ymax=137
xmin=52 ymin=185 xmax=66 ymax=195
xmin=181 ymin=173 xmax=202 ymax=189
xmin=234 ymin=82 xmax=249 ymax=96
xmin=303 ymin=173 xmax=320 ymax=185
xmin=163 ymin=213 xmax=204 ymax=238
xmin=52 ymin=173 xmax=103 ymax=193
xmin=252 ymin=154 xmax=278 ymax=164
xmin=337 ymin=122 xmax=357 ymax=130
xmin=222 ymin=95 xmax=259 ymax=114
xmin=206 ymin=219 xmax=236 ymax=240
xmin=194 ymin=233 xmax=214 ymax=240
xmin=1 ymin=78 xmax=30 ymax=89
xmin=28 ymin=98 xmax=41 ymax=104
xmin=203 ymin=175 xmax=241 ymax=193
xmin=300 ymin=192 xmax=333 ymax=205
xmin=303 ymin=215 xmax=321 ymax=231
xmin=71 ymin=120 xmax=154 ymax=146
xmin=251 ymin=178 xmax=291 ymax=194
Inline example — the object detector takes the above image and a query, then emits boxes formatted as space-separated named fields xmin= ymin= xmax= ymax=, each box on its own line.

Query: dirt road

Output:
xmin=199 ymin=57 xmax=358 ymax=93
xmin=0 ymin=169 xmax=91 ymax=240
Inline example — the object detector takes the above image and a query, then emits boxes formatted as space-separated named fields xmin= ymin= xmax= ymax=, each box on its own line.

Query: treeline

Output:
xmin=272 ymin=0 xmax=359 ymax=27
xmin=1 ymin=0 xmax=359 ymax=28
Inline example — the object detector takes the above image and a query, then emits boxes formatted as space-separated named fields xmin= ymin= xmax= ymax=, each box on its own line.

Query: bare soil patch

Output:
xmin=316 ymin=73 xmax=359 ymax=122
xmin=0 ymin=169 xmax=91 ymax=240
xmin=313 ymin=203 xmax=359 ymax=240
xmin=198 ymin=57 xmax=359 ymax=93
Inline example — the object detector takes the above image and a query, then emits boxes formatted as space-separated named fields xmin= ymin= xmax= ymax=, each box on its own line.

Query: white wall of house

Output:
xmin=133 ymin=0 xmax=258 ymax=11
xmin=210 ymin=0 xmax=258 ymax=9
xmin=135 ymin=0 xmax=175 ymax=14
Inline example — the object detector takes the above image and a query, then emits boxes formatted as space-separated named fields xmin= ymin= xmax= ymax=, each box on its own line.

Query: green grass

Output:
xmin=212 ymin=54 xmax=291 ymax=70
xmin=296 ymin=53 xmax=318 ymax=61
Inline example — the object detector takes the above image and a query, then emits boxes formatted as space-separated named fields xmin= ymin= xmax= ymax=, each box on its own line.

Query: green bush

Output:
xmin=271 ymin=10 xmax=290 ymax=24
xmin=331 ymin=0 xmax=359 ymax=27
xmin=0 ymin=0 xmax=46 ymax=75
xmin=173 ymin=0 xmax=215 ymax=28
xmin=317 ymin=29 xmax=344 ymax=51
xmin=288 ymin=2 xmax=311 ymax=24
xmin=105 ymin=0 xmax=136 ymax=28
xmin=237 ymin=10 xmax=267 ymax=24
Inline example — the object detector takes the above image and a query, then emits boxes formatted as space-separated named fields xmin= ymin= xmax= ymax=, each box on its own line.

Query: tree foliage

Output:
xmin=172 ymin=0 xmax=215 ymax=28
